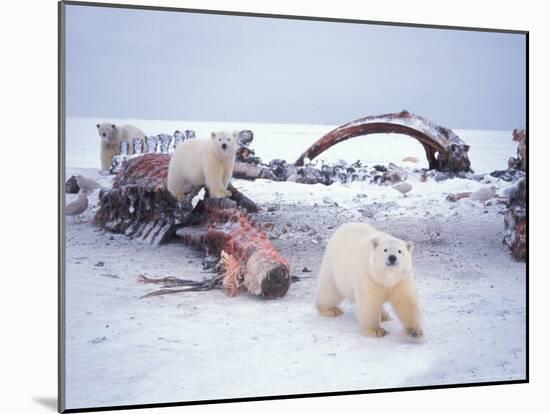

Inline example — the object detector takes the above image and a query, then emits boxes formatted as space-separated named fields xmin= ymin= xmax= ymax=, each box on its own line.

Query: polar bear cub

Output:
xmin=167 ymin=131 xmax=237 ymax=200
xmin=96 ymin=123 xmax=146 ymax=171
xmin=315 ymin=222 xmax=423 ymax=338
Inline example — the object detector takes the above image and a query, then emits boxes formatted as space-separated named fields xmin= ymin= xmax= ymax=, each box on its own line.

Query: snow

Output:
xmin=63 ymin=117 xmax=526 ymax=410
xmin=65 ymin=116 xmax=516 ymax=173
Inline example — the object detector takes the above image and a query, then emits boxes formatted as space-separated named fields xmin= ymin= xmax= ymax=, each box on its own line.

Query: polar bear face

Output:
xmin=97 ymin=123 xmax=117 ymax=145
xmin=210 ymin=131 xmax=237 ymax=160
xmin=369 ymin=236 xmax=413 ymax=287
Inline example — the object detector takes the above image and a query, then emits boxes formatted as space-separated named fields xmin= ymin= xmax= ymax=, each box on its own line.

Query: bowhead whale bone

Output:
xmin=94 ymin=153 xmax=290 ymax=298
xmin=294 ymin=110 xmax=471 ymax=173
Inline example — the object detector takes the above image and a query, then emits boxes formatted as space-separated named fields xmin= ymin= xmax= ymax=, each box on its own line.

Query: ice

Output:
xmin=66 ymin=117 xmax=517 ymax=174
xmin=172 ymin=130 xmax=184 ymax=148
xmin=132 ymin=137 xmax=144 ymax=154
xmin=145 ymin=136 xmax=158 ymax=153
xmin=158 ymin=134 xmax=172 ymax=153
xmin=184 ymin=129 xmax=196 ymax=140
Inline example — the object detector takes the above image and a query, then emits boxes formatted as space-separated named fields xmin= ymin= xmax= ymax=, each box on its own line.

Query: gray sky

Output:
xmin=65 ymin=4 xmax=526 ymax=130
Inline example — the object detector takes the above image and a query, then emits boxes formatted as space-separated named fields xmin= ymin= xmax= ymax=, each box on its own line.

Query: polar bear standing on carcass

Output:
xmin=167 ymin=131 xmax=237 ymax=200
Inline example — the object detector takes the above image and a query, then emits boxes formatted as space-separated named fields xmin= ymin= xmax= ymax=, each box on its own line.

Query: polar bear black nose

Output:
xmin=221 ymin=143 xmax=227 ymax=150
xmin=388 ymin=254 xmax=397 ymax=264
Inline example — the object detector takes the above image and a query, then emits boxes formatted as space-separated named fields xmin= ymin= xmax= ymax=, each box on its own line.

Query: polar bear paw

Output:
xmin=318 ymin=307 xmax=343 ymax=317
xmin=210 ymin=190 xmax=229 ymax=198
xmin=404 ymin=327 xmax=423 ymax=338
xmin=363 ymin=327 xmax=388 ymax=338
xmin=381 ymin=310 xmax=392 ymax=322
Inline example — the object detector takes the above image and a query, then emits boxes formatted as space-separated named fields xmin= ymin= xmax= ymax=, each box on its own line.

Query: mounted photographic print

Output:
xmin=59 ymin=1 xmax=528 ymax=412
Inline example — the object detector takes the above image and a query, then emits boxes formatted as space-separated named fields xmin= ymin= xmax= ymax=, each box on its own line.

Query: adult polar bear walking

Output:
xmin=167 ymin=131 xmax=237 ymax=200
xmin=315 ymin=222 xmax=423 ymax=338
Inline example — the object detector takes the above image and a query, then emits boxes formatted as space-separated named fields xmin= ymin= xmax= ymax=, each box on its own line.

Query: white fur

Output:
xmin=96 ymin=123 xmax=146 ymax=170
xmin=167 ymin=131 xmax=237 ymax=199
xmin=315 ymin=222 xmax=423 ymax=338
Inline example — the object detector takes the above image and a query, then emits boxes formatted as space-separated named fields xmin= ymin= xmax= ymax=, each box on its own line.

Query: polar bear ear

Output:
xmin=406 ymin=241 xmax=414 ymax=252
xmin=371 ymin=238 xmax=379 ymax=249
xmin=210 ymin=132 xmax=216 ymax=139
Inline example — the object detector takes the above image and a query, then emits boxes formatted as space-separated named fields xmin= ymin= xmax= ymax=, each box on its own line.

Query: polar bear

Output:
xmin=167 ymin=131 xmax=237 ymax=200
xmin=96 ymin=123 xmax=146 ymax=171
xmin=315 ymin=222 xmax=423 ymax=338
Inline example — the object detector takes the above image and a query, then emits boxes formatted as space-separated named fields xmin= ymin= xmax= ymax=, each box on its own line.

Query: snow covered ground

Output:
xmin=66 ymin=116 xmax=517 ymax=172
xmin=63 ymin=117 xmax=526 ymax=410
